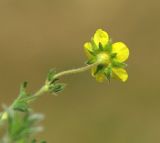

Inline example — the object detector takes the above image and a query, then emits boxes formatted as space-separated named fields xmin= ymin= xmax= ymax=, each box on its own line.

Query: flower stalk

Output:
xmin=0 ymin=62 xmax=99 ymax=121
xmin=0 ymin=29 xmax=130 ymax=142
xmin=54 ymin=62 xmax=99 ymax=79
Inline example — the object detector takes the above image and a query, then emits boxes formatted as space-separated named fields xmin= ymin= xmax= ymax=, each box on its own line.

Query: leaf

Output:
xmin=48 ymin=83 xmax=66 ymax=94
xmin=53 ymin=83 xmax=66 ymax=93
xmin=19 ymin=81 xmax=28 ymax=98
xmin=13 ymin=101 xmax=28 ymax=112
xmin=12 ymin=82 xmax=30 ymax=112
xmin=4 ymin=108 xmax=45 ymax=142
xmin=47 ymin=69 xmax=57 ymax=82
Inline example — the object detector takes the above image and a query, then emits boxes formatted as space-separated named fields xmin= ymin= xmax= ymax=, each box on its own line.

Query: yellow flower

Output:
xmin=112 ymin=42 xmax=129 ymax=62
xmin=93 ymin=29 xmax=109 ymax=48
xmin=84 ymin=29 xmax=129 ymax=82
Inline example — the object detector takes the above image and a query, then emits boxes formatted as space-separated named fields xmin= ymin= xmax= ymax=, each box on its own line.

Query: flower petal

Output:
xmin=95 ymin=73 xmax=106 ymax=82
xmin=112 ymin=42 xmax=129 ymax=62
xmin=84 ymin=42 xmax=94 ymax=58
xmin=91 ymin=67 xmax=105 ymax=82
xmin=93 ymin=29 xmax=109 ymax=48
xmin=112 ymin=68 xmax=128 ymax=82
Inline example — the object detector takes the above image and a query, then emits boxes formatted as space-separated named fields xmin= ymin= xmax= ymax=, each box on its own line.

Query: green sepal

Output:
xmin=94 ymin=64 xmax=105 ymax=75
xmin=110 ymin=53 xmax=117 ymax=59
xmin=104 ymin=66 xmax=112 ymax=82
xmin=87 ymin=49 xmax=96 ymax=56
xmin=104 ymin=39 xmax=112 ymax=53
xmin=99 ymin=42 xmax=104 ymax=51
xmin=85 ymin=58 xmax=96 ymax=65
xmin=112 ymin=61 xmax=127 ymax=68
xmin=91 ymin=38 xmax=98 ymax=51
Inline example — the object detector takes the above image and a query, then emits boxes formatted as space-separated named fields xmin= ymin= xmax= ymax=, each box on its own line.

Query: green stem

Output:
xmin=18 ymin=85 xmax=49 ymax=103
xmin=54 ymin=62 xmax=98 ymax=79
xmin=30 ymin=62 xmax=99 ymax=100
xmin=0 ymin=62 xmax=98 ymax=121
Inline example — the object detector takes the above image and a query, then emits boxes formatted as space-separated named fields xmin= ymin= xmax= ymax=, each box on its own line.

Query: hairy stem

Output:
xmin=54 ymin=62 xmax=98 ymax=79
xmin=27 ymin=62 xmax=99 ymax=101
xmin=0 ymin=62 xmax=99 ymax=121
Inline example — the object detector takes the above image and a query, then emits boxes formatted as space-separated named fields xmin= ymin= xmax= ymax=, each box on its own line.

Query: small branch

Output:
xmin=29 ymin=62 xmax=99 ymax=100
xmin=0 ymin=62 xmax=99 ymax=121
xmin=54 ymin=62 xmax=98 ymax=79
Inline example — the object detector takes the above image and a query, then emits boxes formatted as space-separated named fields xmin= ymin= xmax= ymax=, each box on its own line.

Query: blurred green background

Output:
xmin=0 ymin=0 xmax=160 ymax=142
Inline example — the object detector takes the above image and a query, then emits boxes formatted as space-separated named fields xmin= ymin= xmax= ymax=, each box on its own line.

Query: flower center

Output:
xmin=97 ymin=52 xmax=110 ymax=65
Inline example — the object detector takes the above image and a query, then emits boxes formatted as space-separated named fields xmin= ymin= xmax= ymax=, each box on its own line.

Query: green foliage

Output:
xmin=12 ymin=82 xmax=30 ymax=112
xmin=47 ymin=69 xmax=57 ymax=83
xmin=112 ymin=60 xmax=127 ymax=68
xmin=0 ymin=28 xmax=129 ymax=142
xmin=48 ymin=83 xmax=66 ymax=94
xmin=0 ymin=108 xmax=44 ymax=143
xmin=86 ymin=58 xmax=96 ymax=65
xmin=46 ymin=69 xmax=66 ymax=94
xmin=98 ymin=42 xmax=104 ymax=51
xmin=0 ymin=67 xmax=67 ymax=142
xmin=110 ymin=53 xmax=117 ymax=59
xmin=104 ymin=39 xmax=112 ymax=53
xmin=104 ymin=65 xmax=112 ymax=82
xmin=94 ymin=64 xmax=105 ymax=75
xmin=31 ymin=139 xmax=47 ymax=143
